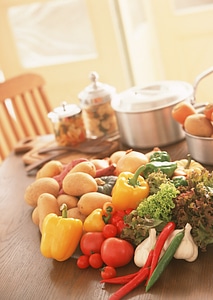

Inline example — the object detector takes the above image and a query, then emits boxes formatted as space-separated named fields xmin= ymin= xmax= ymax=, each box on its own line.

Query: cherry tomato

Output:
xmin=89 ymin=253 xmax=103 ymax=269
xmin=101 ymin=237 xmax=134 ymax=268
xmin=80 ymin=232 xmax=105 ymax=256
xmin=101 ymin=266 xmax=117 ymax=280
xmin=102 ymin=224 xmax=118 ymax=238
xmin=77 ymin=255 xmax=90 ymax=269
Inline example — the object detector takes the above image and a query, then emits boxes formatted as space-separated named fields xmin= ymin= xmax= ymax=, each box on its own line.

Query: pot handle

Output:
xmin=192 ymin=66 xmax=213 ymax=104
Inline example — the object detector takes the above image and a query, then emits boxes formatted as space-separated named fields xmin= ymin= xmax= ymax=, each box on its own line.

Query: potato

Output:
xmin=184 ymin=113 xmax=213 ymax=137
xmin=67 ymin=161 xmax=96 ymax=177
xmin=36 ymin=160 xmax=63 ymax=179
xmin=90 ymin=158 xmax=110 ymax=170
xmin=62 ymin=172 xmax=98 ymax=196
xmin=24 ymin=177 xmax=60 ymax=207
xmin=78 ymin=192 xmax=112 ymax=216
xmin=37 ymin=193 xmax=60 ymax=233
xmin=67 ymin=207 xmax=86 ymax=222
xmin=31 ymin=206 xmax=39 ymax=226
xmin=57 ymin=194 xmax=78 ymax=209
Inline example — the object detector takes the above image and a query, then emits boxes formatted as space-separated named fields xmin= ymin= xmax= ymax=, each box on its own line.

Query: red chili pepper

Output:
xmin=148 ymin=221 xmax=176 ymax=281
xmin=109 ymin=267 xmax=150 ymax=300
xmin=143 ymin=248 xmax=154 ymax=268
xmin=101 ymin=273 xmax=138 ymax=285
xmin=101 ymin=248 xmax=154 ymax=285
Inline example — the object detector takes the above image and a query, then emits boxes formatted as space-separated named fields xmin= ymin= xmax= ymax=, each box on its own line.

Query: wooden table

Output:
xmin=1 ymin=139 xmax=213 ymax=300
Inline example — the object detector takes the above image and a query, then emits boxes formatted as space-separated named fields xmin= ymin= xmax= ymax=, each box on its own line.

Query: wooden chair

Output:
xmin=0 ymin=73 xmax=53 ymax=161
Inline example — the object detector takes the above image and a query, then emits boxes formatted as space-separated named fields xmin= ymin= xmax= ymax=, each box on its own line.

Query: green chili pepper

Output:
xmin=141 ymin=161 xmax=177 ymax=178
xmin=172 ymin=176 xmax=188 ymax=188
xmin=145 ymin=230 xmax=184 ymax=292
xmin=149 ymin=151 xmax=171 ymax=162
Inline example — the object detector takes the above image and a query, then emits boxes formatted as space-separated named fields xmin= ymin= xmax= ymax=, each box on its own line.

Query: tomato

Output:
xmin=101 ymin=237 xmax=134 ymax=268
xmin=101 ymin=266 xmax=117 ymax=279
xmin=102 ymin=224 xmax=118 ymax=238
xmin=89 ymin=253 xmax=103 ymax=269
xmin=77 ymin=255 xmax=90 ymax=269
xmin=80 ymin=232 xmax=105 ymax=256
xmin=204 ymin=103 xmax=213 ymax=120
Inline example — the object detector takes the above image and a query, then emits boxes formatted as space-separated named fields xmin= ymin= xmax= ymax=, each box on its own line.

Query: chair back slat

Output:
xmin=0 ymin=73 xmax=53 ymax=161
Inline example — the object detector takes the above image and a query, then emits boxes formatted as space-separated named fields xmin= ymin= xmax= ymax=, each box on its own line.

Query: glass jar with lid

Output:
xmin=48 ymin=102 xmax=86 ymax=146
xmin=78 ymin=72 xmax=118 ymax=138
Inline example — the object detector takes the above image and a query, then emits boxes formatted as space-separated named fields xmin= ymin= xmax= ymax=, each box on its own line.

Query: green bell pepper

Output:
xmin=141 ymin=161 xmax=177 ymax=178
xmin=149 ymin=151 xmax=171 ymax=162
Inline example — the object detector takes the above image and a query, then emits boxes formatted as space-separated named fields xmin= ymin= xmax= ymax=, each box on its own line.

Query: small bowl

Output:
xmin=185 ymin=131 xmax=213 ymax=165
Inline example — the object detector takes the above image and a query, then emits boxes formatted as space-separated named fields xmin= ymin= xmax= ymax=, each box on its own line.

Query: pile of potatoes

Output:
xmin=172 ymin=102 xmax=213 ymax=138
xmin=24 ymin=149 xmax=151 ymax=233
xmin=24 ymin=160 xmax=113 ymax=233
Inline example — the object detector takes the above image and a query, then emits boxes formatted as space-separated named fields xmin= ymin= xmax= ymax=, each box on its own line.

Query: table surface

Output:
xmin=1 ymin=138 xmax=213 ymax=300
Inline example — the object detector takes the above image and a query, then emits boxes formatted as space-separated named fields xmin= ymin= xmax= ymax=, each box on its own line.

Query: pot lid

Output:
xmin=48 ymin=102 xmax=81 ymax=121
xmin=78 ymin=71 xmax=116 ymax=105
xmin=112 ymin=81 xmax=194 ymax=113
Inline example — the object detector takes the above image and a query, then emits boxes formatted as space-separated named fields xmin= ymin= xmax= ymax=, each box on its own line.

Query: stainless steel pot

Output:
xmin=185 ymin=132 xmax=213 ymax=165
xmin=112 ymin=67 xmax=213 ymax=149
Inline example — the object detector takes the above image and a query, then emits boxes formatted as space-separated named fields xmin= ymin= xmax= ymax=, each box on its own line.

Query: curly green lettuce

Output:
xmin=121 ymin=169 xmax=213 ymax=250
xmin=146 ymin=170 xmax=170 ymax=195
xmin=136 ymin=182 xmax=179 ymax=222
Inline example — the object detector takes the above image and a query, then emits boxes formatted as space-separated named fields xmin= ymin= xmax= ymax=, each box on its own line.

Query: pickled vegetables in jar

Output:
xmin=48 ymin=103 xmax=86 ymax=146
xmin=82 ymin=98 xmax=118 ymax=138
xmin=78 ymin=72 xmax=118 ymax=138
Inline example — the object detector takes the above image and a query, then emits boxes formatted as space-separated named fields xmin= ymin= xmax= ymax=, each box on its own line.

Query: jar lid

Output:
xmin=48 ymin=103 xmax=81 ymax=121
xmin=112 ymin=80 xmax=194 ymax=113
xmin=78 ymin=71 xmax=116 ymax=105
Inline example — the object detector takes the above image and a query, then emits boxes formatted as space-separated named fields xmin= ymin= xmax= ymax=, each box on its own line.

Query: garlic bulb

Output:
xmin=174 ymin=223 xmax=198 ymax=262
xmin=134 ymin=228 xmax=157 ymax=267
xmin=163 ymin=223 xmax=198 ymax=262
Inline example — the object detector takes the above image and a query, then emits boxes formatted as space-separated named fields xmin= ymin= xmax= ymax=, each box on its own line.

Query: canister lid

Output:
xmin=112 ymin=81 xmax=194 ymax=113
xmin=78 ymin=71 xmax=116 ymax=105
xmin=48 ymin=103 xmax=81 ymax=121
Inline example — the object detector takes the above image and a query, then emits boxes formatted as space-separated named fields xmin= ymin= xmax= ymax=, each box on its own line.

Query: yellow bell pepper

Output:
xmin=112 ymin=165 xmax=149 ymax=210
xmin=40 ymin=204 xmax=83 ymax=261
xmin=83 ymin=208 xmax=106 ymax=232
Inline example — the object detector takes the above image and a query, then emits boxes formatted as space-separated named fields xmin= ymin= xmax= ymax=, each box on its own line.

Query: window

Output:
xmin=7 ymin=0 xmax=97 ymax=68
xmin=173 ymin=0 xmax=213 ymax=11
